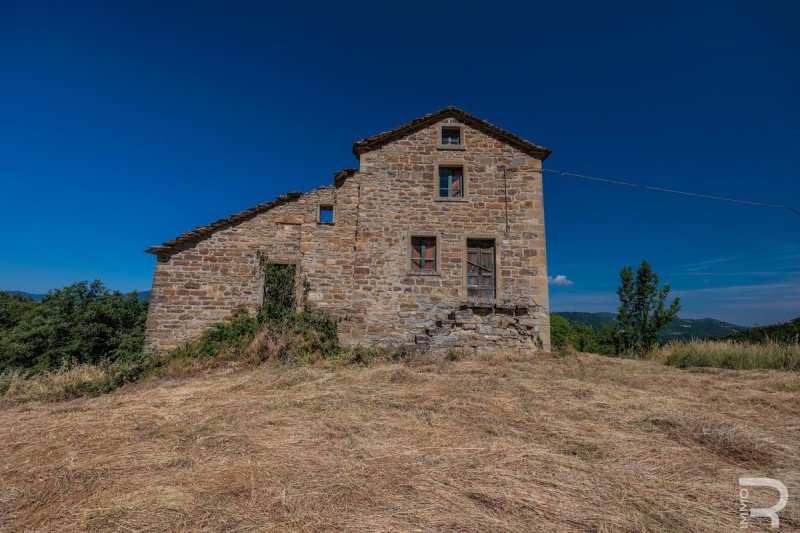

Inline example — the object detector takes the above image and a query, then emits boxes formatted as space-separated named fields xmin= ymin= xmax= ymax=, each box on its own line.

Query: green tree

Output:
xmin=550 ymin=314 xmax=575 ymax=351
xmin=0 ymin=292 xmax=38 ymax=330
xmin=616 ymin=261 xmax=681 ymax=354
xmin=0 ymin=281 xmax=148 ymax=374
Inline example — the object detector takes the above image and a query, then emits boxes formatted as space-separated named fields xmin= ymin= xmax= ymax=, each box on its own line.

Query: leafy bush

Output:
xmin=258 ymin=262 xmax=298 ymax=321
xmin=550 ymin=315 xmax=617 ymax=355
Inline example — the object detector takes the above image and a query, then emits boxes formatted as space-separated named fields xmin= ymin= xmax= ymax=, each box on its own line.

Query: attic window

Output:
xmin=437 ymin=124 xmax=465 ymax=150
xmin=441 ymin=127 xmax=461 ymax=145
xmin=319 ymin=205 xmax=334 ymax=224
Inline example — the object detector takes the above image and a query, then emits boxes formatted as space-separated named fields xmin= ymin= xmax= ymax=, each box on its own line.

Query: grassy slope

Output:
xmin=1 ymin=353 xmax=799 ymax=532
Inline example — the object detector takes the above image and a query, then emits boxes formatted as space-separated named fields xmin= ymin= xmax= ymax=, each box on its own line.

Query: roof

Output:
xmin=145 ymin=192 xmax=304 ymax=255
xmin=147 ymin=108 xmax=550 ymax=256
xmin=352 ymin=106 xmax=551 ymax=160
xmin=334 ymin=167 xmax=358 ymax=185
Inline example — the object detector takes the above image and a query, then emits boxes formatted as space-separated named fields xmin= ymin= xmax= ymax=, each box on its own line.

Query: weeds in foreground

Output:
xmin=0 ymin=310 xmax=415 ymax=405
xmin=650 ymin=339 xmax=800 ymax=371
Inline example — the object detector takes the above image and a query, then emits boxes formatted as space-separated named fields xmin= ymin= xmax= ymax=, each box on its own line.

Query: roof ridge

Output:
xmin=352 ymin=106 xmax=551 ymax=160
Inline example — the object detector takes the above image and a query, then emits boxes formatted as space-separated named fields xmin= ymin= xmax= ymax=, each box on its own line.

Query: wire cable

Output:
xmin=542 ymin=168 xmax=800 ymax=217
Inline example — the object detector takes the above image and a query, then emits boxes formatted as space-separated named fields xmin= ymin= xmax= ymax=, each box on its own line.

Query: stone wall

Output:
xmin=349 ymin=118 xmax=550 ymax=351
xmin=144 ymin=189 xmax=346 ymax=350
xmin=144 ymin=118 xmax=550 ymax=353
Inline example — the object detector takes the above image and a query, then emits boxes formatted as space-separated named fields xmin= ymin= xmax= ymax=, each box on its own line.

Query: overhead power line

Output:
xmin=542 ymin=168 xmax=800 ymax=217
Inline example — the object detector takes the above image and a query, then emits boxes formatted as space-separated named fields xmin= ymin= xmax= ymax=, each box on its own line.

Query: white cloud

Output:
xmin=548 ymin=274 xmax=574 ymax=286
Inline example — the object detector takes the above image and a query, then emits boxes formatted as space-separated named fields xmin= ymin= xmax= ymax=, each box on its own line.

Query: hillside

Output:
xmin=554 ymin=311 xmax=617 ymax=329
xmin=554 ymin=311 xmax=747 ymax=341
xmin=1 ymin=353 xmax=798 ymax=531
xmin=2 ymin=291 xmax=46 ymax=302
xmin=726 ymin=317 xmax=800 ymax=344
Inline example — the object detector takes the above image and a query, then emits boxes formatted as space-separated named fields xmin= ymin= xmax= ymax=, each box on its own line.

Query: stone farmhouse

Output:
xmin=144 ymin=107 xmax=552 ymax=353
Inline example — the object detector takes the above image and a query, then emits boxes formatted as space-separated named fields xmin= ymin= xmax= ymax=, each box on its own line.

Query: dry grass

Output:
xmin=0 ymin=365 xmax=111 ymax=403
xmin=652 ymin=339 xmax=800 ymax=371
xmin=1 ymin=351 xmax=799 ymax=531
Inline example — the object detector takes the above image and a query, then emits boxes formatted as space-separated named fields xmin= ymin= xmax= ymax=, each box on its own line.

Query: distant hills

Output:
xmin=553 ymin=311 xmax=748 ymax=342
xmin=0 ymin=290 xmax=785 ymax=342
xmin=3 ymin=291 xmax=46 ymax=302
xmin=725 ymin=318 xmax=800 ymax=344
xmin=3 ymin=290 xmax=150 ymax=302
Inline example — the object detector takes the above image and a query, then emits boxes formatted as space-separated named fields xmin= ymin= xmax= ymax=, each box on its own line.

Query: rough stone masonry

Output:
xmin=144 ymin=107 xmax=552 ymax=353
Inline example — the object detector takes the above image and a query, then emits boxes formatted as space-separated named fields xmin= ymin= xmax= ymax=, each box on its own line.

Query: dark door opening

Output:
xmin=262 ymin=263 xmax=297 ymax=319
xmin=467 ymin=239 xmax=495 ymax=300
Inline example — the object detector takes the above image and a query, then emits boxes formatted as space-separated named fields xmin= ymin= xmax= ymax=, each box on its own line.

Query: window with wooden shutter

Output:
xmin=411 ymin=237 xmax=436 ymax=272
xmin=438 ymin=166 xmax=463 ymax=198
xmin=467 ymin=239 xmax=495 ymax=299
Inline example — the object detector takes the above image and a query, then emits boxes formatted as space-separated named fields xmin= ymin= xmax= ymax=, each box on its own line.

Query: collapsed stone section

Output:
xmin=414 ymin=302 xmax=546 ymax=353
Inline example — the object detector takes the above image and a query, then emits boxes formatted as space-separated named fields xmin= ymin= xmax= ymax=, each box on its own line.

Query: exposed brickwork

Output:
xmin=144 ymin=109 xmax=551 ymax=353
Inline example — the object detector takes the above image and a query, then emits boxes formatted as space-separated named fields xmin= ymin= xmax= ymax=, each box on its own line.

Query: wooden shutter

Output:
xmin=467 ymin=239 xmax=495 ymax=299
xmin=411 ymin=237 xmax=436 ymax=272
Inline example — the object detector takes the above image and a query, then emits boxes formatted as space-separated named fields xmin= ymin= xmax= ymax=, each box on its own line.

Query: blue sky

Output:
xmin=1 ymin=0 xmax=798 ymax=326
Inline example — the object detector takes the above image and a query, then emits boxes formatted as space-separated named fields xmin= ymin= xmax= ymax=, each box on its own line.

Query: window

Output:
xmin=437 ymin=124 xmax=465 ymax=150
xmin=319 ymin=205 xmax=334 ymax=224
xmin=438 ymin=166 xmax=463 ymax=198
xmin=411 ymin=236 xmax=436 ymax=272
xmin=467 ymin=239 xmax=495 ymax=299
xmin=441 ymin=126 xmax=461 ymax=145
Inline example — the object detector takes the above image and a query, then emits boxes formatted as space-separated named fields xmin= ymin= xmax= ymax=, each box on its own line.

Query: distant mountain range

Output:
xmin=3 ymin=290 xmax=151 ymax=302
xmin=553 ymin=311 xmax=748 ymax=342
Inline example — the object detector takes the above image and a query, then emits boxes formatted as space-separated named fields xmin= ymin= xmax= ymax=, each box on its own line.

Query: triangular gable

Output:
xmin=145 ymin=192 xmax=303 ymax=256
xmin=352 ymin=106 xmax=551 ymax=160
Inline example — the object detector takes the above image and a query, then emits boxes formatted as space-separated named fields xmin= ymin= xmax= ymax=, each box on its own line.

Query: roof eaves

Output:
xmin=145 ymin=191 xmax=304 ymax=256
xmin=334 ymin=167 xmax=358 ymax=185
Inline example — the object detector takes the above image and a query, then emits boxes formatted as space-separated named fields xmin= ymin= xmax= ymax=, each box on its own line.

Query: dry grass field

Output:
xmin=1 ymin=351 xmax=799 ymax=532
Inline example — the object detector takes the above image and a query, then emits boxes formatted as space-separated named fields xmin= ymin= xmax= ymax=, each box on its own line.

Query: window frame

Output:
xmin=437 ymin=123 xmax=466 ymax=151
xmin=434 ymin=161 xmax=468 ymax=202
xmin=408 ymin=233 xmax=440 ymax=275
xmin=318 ymin=204 xmax=335 ymax=225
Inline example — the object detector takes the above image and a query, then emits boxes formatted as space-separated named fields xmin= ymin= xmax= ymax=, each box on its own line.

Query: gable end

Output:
xmin=352 ymin=106 xmax=551 ymax=160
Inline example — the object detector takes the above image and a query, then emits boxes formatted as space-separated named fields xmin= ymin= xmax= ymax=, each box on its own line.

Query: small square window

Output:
xmin=411 ymin=236 xmax=436 ymax=272
xmin=441 ymin=127 xmax=461 ymax=145
xmin=438 ymin=166 xmax=463 ymax=198
xmin=319 ymin=205 xmax=334 ymax=224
